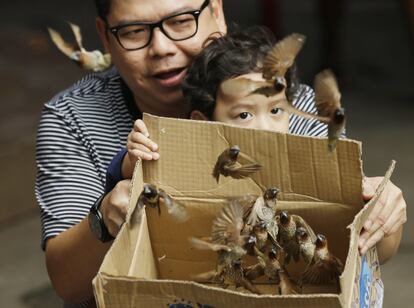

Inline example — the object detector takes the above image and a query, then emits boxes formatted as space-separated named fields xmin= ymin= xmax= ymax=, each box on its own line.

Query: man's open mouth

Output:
xmin=154 ymin=68 xmax=186 ymax=80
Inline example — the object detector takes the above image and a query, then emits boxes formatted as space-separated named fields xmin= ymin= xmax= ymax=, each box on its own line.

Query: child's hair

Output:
xmin=182 ymin=25 xmax=277 ymax=120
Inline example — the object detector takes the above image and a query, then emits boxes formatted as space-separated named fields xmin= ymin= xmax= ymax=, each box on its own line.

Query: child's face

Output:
xmin=212 ymin=73 xmax=289 ymax=132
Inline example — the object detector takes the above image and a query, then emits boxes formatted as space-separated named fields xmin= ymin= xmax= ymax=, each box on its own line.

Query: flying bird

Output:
xmin=313 ymin=69 xmax=346 ymax=152
xmin=191 ymin=202 xmax=260 ymax=293
xmin=212 ymin=145 xmax=262 ymax=183
xmin=48 ymin=22 xmax=111 ymax=72
xmin=136 ymin=184 xmax=188 ymax=222
xmin=220 ymin=33 xmax=306 ymax=99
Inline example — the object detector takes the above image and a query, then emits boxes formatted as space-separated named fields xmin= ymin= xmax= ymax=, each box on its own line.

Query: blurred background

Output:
xmin=0 ymin=0 xmax=413 ymax=307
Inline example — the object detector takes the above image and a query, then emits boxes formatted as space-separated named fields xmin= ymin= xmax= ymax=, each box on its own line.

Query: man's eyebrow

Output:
xmin=113 ymin=5 xmax=198 ymax=26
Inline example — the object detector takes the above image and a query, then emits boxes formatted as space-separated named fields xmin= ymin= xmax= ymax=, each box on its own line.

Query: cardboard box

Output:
xmin=93 ymin=114 xmax=394 ymax=307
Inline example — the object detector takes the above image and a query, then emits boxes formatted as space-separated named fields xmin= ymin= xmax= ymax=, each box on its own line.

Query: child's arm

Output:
xmin=105 ymin=120 xmax=159 ymax=193
xmin=359 ymin=177 xmax=407 ymax=264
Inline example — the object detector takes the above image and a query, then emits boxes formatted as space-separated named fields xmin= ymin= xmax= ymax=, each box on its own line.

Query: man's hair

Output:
xmin=182 ymin=25 xmax=277 ymax=120
xmin=95 ymin=0 xmax=111 ymax=21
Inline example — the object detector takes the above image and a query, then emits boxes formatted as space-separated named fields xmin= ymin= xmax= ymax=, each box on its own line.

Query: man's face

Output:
xmin=213 ymin=73 xmax=290 ymax=132
xmin=100 ymin=0 xmax=226 ymax=114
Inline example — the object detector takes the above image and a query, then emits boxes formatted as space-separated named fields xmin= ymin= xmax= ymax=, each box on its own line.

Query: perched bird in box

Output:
xmin=212 ymin=145 xmax=262 ymax=183
xmin=299 ymin=234 xmax=344 ymax=291
xmin=295 ymin=227 xmax=316 ymax=265
xmin=277 ymin=211 xmax=316 ymax=264
xmin=48 ymin=22 xmax=111 ymax=72
xmin=135 ymin=184 xmax=188 ymax=222
xmin=243 ymin=187 xmax=280 ymax=242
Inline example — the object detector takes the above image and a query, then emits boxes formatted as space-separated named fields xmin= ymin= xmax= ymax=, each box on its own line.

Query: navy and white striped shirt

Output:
xmin=35 ymin=67 xmax=327 ymax=251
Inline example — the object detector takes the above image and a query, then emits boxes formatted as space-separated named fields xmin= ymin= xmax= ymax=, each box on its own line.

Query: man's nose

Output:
xmin=148 ymin=28 xmax=178 ymax=57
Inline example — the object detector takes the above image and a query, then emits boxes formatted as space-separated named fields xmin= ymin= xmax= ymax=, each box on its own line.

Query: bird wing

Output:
xmin=314 ymin=69 xmax=342 ymax=117
xmin=245 ymin=262 xmax=265 ymax=281
xmin=47 ymin=27 xmax=76 ymax=58
xmin=293 ymin=215 xmax=317 ymax=243
xmin=211 ymin=201 xmax=245 ymax=246
xmin=302 ymin=257 xmax=343 ymax=285
xmin=222 ymin=163 xmax=262 ymax=180
xmin=68 ymin=22 xmax=83 ymax=51
xmin=262 ymin=33 xmax=306 ymax=81
xmin=158 ymin=189 xmax=189 ymax=223
xmin=220 ymin=78 xmax=272 ymax=97
xmin=189 ymin=237 xmax=231 ymax=252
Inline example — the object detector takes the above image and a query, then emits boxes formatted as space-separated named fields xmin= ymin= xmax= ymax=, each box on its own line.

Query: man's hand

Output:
xmin=359 ymin=176 xmax=407 ymax=258
xmin=122 ymin=119 xmax=159 ymax=179
xmin=100 ymin=179 xmax=132 ymax=237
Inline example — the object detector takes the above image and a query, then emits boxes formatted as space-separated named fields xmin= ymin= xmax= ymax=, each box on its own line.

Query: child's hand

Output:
xmin=122 ymin=119 xmax=159 ymax=178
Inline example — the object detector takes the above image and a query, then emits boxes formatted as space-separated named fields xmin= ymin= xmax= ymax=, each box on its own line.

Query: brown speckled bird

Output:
xmin=277 ymin=211 xmax=316 ymax=264
xmin=136 ymin=184 xmax=188 ymax=222
xmin=220 ymin=33 xmax=306 ymax=98
xmin=212 ymin=145 xmax=262 ymax=183
xmin=191 ymin=202 xmax=259 ymax=293
xmin=295 ymin=227 xmax=316 ymax=265
xmin=48 ymin=22 xmax=111 ymax=72
xmin=244 ymin=187 xmax=280 ymax=243
xmin=313 ymin=69 xmax=346 ymax=152
xmin=299 ymin=234 xmax=344 ymax=290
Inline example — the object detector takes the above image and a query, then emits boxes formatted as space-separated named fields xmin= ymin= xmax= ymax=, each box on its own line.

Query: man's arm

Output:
xmin=36 ymin=105 xmax=130 ymax=303
xmin=45 ymin=181 xmax=130 ymax=302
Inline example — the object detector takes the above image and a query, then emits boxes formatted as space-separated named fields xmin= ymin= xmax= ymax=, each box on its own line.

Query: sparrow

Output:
xmin=277 ymin=211 xmax=316 ymax=264
xmin=313 ymin=69 xmax=346 ymax=152
xmin=245 ymin=247 xmax=282 ymax=282
xmin=299 ymin=234 xmax=344 ymax=290
xmin=220 ymin=33 xmax=306 ymax=98
xmin=191 ymin=203 xmax=259 ymax=293
xmin=295 ymin=227 xmax=316 ymax=265
xmin=136 ymin=184 xmax=188 ymax=222
xmin=244 ymin=187 xmax=279 ymax=229
xmin=48 ymin=22 xmax=111 ymax=72
xmin=212 ymin=145 xmax=262 ymax=183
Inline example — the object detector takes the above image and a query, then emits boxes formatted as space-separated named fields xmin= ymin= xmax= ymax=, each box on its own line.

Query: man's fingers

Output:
xmin=133 ymin=119 xmax=149 ymax=137
xmin=360 ymin=228 xmax=384 ymax=255
xmin=129 ymin=131 xmax=158 ymax=151
xmin=129 ymin=148 xmax=155 ymax=161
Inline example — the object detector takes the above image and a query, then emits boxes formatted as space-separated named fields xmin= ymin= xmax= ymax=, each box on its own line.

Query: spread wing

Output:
xmin=68 ymin=22 xmax=83 ymax=50
xmin=262 ymin=33 xmax=306 ymax=80
xmin=158 ymin=189 xmax=189 ymax=222
xmin=47 ymin=27 xmax=77 ymax=58
xmin=314 ymin=69 xmax=342 ymax=118
xmin=211 ymin=201 xmax=245 ymax=246
xmin=302 ymin=256 xmax=343 ymax=285
xmin=222 ymin=162 xmax=262 ymax=180
xmin=189 ymin=237 xmax=231 ymax=252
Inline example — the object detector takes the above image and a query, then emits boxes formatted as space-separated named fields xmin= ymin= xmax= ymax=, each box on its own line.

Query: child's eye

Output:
xmin=271 ymin=108 xmax=282 ymax=115
xmin=239 ymin=112 xmax=252 ymax=120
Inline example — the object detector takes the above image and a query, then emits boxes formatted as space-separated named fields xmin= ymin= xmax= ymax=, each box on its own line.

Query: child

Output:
xmin=106 ymin=26 xmax=326 ymax=190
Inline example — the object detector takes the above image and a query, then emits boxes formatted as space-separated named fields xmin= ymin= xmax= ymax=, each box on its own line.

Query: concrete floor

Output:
xmin=0 ymin=0 xmax=413 ymax=307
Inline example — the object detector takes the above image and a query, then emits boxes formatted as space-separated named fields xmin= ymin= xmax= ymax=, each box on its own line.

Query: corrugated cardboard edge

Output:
xmin=94 ymin=160 xmax=158 ymax=308
xmin=339 ymin=160 xmax=396 ymax=307
xmin=94 ymin=274 xmax=342 ymax=308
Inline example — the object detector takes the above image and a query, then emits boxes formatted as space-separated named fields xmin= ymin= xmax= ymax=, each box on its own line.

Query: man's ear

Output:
xmin=210 ymin=0 xmax=227 ymax=33
xmin=190 ymin=110 xmax=209 ymax=121
xmin=96 ymin=17 xmax=110 ymax=53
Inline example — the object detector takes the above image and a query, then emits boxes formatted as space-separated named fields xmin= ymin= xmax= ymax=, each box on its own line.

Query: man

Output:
xmin=35 ymin=0 xmax=406 ymax=306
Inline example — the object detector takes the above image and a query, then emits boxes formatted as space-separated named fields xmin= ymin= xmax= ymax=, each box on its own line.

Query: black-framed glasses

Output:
xmin=108 ymin=0 xmax=210 ymax=51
